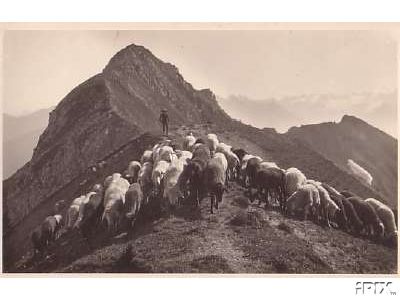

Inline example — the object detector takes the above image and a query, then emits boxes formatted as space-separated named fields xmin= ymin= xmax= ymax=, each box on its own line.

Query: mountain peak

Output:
xmin=340 ymin=114 xmax=367 ymax=125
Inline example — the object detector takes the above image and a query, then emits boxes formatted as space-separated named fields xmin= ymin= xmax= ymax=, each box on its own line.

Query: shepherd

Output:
xmin=159 ymin=108 xmax=169 ymax=136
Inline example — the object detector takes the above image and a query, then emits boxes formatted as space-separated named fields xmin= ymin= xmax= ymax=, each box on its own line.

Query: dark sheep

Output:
xmin=232 ymin=148 xmax=248 ymax=162
xmin=246 ymin=157 xmax=262 ymax=191
xmin=254 ymin=167 xmax=286 ymax=211
xmin=179 ymin=159 xmax=208 ymax=206
xmin=192 ymin=144 xmax=211 ymax=161
xmin=341 ymin=198 xmax=363 ymax=234
xmin=31 ymin=215 xmax=63 ymax=256
xmin=195 ymin=138 xmax=205 ymax=145
xmin=347 ymin=196 xmax=384 ymax=239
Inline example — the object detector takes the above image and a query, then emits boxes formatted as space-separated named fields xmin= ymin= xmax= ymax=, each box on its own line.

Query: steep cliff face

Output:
xmin=103 ymin=44 xmax=230 ymax=130
xmin=286 ymin=115 xmax=397 ymax=207
xmin=3 ymin=44 xmax=230 ymax=230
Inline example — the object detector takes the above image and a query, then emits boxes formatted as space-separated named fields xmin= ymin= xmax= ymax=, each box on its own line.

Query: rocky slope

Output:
xmin=286 ymin=115 xmax=397 ymax=208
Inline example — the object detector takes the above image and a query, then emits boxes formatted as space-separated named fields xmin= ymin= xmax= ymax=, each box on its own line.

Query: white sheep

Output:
xmin=125 ymin=183 xmax=144 ymax=228
xmin=259 ymin=161 xmax=279 ymax=170
xmin=314 ymin=183 xmax=340 ymax=228
xmin=66 ymin=195 xmax=86 ymax=228
xmin=138 ymin=161 xmax=153 ymax=199
xmin=347 ymin=159 xmax=373 ymax=186
xmin=140 ymin=150 xmax=153 ymax=164
xmin=286 ymin=184 xmax=319 ymax=220
xmin=213 ymin=152 xmax=228 ymax=173
xmin=163 ymin=158 xmax=185 ymax=208
xmin=151 ymin=160 xmax=170 ymax=195
xmin=125 ymin=161 xmax=141 ymax=183
xmin=285 ymin=167 xmax=307 ymax=198
xmin=206 ymin=133 xmax=219 ymax=154
xmin=157 ymin=145 xmax=174 ymax=163
xmin=183 ymin=133 xmax=196 ymax=151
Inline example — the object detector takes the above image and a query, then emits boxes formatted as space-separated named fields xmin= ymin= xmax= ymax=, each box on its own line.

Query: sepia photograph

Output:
xmin=1 ymin=24 xmax=398 ymax=275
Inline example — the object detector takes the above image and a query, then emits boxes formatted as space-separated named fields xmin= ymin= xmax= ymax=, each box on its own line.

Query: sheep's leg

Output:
xmin=264 ymin=188 xmax=269 ymax=210
xmin=210 ymin=196 xmax=214 ymax=214
xmin=215 ymin=195 xmax=219 ymax=210
xmin=303 ymin=204 xmax=311 ymax=221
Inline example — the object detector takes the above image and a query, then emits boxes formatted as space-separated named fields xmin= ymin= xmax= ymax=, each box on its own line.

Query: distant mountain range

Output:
xmin=286 ymin=115 xmax=397 ymax=207
xmin=218 ymin=93 xmax=397 ymax=137
xmin=3 ymin=108 xmax=53 ymax=178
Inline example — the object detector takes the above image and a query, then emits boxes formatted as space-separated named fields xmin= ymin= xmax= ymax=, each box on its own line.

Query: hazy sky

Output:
xmin=2 ymin=30 xmax=398 ymax=115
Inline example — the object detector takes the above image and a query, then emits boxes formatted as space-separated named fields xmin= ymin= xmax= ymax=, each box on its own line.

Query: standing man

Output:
xmin=159 ymin=108 xmax=169 ymax=136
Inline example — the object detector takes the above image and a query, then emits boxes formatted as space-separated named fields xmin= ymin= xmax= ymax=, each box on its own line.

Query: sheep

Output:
xmin=285 ymin=167 xmax=307 ymax=198
xmin=232 ymin=148 xmax=248 ymax=163
xmin=183 ymin=133 xmax=196 ymax=151
xmin=140 ymin=150 xmax=153 ymax=164
xmin=347 ymin=159 xmax=373 ymax=186
xmin=179 ymin=150 xmax=193 ymax=162
xmin=365 ymin=198 xmax=397 ymax=241
xmin=192 ymin=144 xmax=211 ymax=161
xmin=286 ymin=184 xmax=320 ymax=221
xmin=239 ymin=154 xmax=261 ymax=185
xmin=341 ymin=198 xmax=364 ymax=235
xmin=125 ymin=183 xmax=144 ymax=228
xmin=259 ymin=161 xmax=279 ymax=170
xmin=31 ymin=215 xmax=63 ymax=256
xmin=152 ymin=144 xmax=162 ymax=162
xmin=151 ymin=160 xmax=170 ymax=196
xmin=124 ymin=161 xmax=141 ymax=184
xmin=347 ymin=196 xmax=384 ymax=239
xmin=179 ymin=158 xmax=208 ymax=206
xmin=321 ymin=183 xmax=349 ymax=231
xmin=157 ymin=145 xmax=174 ymax=163
xmin=245 ymin=157 xmax=263 ymax=191
xmin=203 ymin=157 xmax=227 ymax=214
xmin=162 ymin=159 xmax=185 ymax=210
xmin=254 ymin=167 xmax=286 ymax=211
xmin=213 ymin=152 xmax=228 ymax=173
xmin=225 ymin=151 xmax=240 ymax=182
xmin=74 ymin=184 xmax=104 ymax=236
xmin=102 ymin=177 xmax=129 ymax=234
xmin=102 ymin=196 xmax=124 ymax=234
xmin=104 ymin=173 xmax=123 ymax=190
xmin=195 ymin=138 xmax=205 ymax=145
xmin=313 ymin=184 xmax=340 ymax=228
xmin=138 ymin=162 xmax=153 ymax=201
xmin=206 ymin=133 xmax=219 ymax=155
xmin=104 ymin=175 xmax=130 ymax=208
xmin=66 ymin=195 xmax=86 ymax=229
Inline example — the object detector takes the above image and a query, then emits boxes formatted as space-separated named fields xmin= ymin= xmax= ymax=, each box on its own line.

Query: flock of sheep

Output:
xmin=30 ymin=131 xmax=398 ymax=258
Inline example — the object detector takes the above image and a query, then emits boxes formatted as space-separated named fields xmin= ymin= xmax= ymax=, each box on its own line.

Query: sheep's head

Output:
xmin=376 ymin=222 xmax=385 ymax=238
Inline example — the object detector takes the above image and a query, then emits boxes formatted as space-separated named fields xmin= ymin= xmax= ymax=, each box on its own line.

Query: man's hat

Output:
xmin=161 ymin=108 xmax=168 ymax=112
